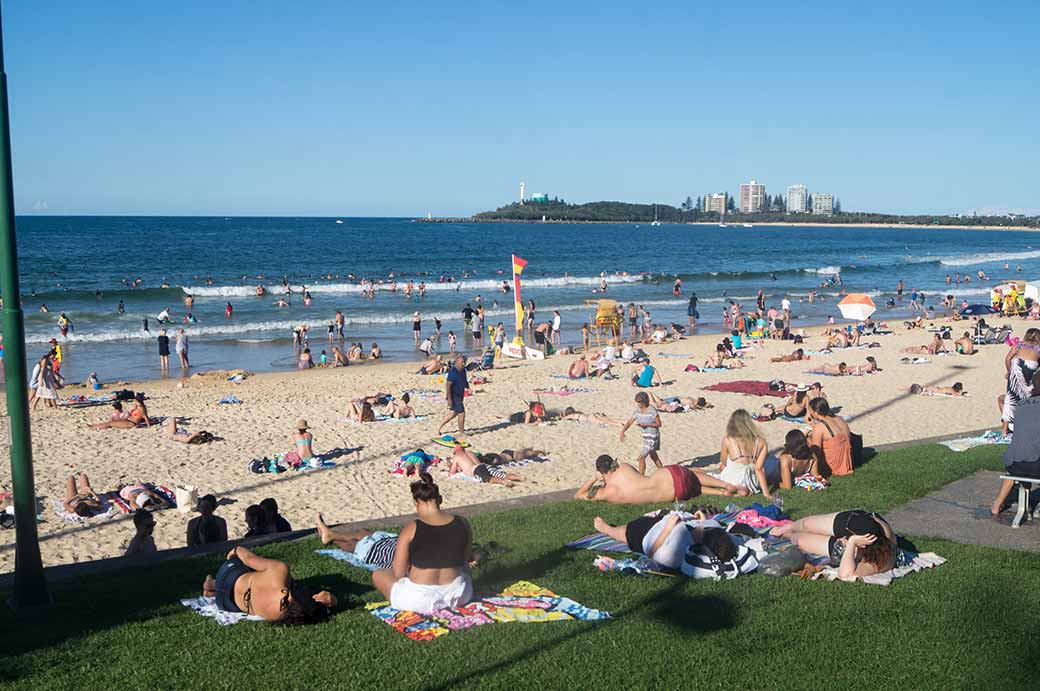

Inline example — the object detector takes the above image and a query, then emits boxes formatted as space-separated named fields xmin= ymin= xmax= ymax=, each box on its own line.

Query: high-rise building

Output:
xmin=703 ymin=193 xmax=727 ymax=214
xmin=812 ymin=193 xmax=834 ymax=215
xmin=739 ymin=180 xmax=766 ymax=213
xmin=787 ymin=184 xmax=808 ymax=214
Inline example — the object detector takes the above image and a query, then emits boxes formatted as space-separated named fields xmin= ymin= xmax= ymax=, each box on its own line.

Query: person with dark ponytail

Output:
xmin=372 ymin=472 xmax=474 ymax=614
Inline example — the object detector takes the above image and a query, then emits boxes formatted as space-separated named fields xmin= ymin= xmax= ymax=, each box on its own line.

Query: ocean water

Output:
xmin=7 ymin=216 xmax=1038 ymax=384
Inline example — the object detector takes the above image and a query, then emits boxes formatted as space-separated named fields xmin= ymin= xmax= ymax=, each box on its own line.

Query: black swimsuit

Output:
xmin=215 ymin=555 xmax=252 ymax=613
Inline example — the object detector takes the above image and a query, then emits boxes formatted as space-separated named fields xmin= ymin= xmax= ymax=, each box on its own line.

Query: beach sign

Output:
xmin=501 ymin=342 xmax=545 ymax=360
xmin=512 ymin=254 xmax=528 ymax=342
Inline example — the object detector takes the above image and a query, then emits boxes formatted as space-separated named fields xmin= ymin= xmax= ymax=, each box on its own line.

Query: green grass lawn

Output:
xmin=2 ymin=443 xmax=1038 ymax=690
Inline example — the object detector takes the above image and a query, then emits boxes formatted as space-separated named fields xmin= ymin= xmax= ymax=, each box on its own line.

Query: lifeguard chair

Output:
xmin=585 ymin=299 xmax=622 ymax=347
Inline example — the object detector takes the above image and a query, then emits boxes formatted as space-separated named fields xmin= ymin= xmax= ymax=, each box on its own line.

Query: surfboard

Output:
xmin=432 ymin=435 xmax=469 ymax=448
xmin=500 ymin=343 xmax=545 ymax=360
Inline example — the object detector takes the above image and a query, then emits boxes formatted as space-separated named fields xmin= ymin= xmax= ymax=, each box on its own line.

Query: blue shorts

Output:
xmin=450 ymin=395 xmax=465 ymax=414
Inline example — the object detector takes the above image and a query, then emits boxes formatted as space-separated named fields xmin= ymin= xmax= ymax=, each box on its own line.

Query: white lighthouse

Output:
xmin=520 ymin=181 xmax=525 ymax=206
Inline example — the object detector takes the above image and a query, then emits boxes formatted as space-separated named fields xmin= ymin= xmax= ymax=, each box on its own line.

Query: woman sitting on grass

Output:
xmin=713 ymin=409 xmax=778 ymax=497
xmin=202 ymin=545 xmax=335 ymax=624
xmin=808 ymin=398 xmax=854 ymax=476
xmin=776 ymin=430 xmax=817 ymax=488
xmin=372 ymin=473 xmax=474 ymax=614
xmin=771 ymin=510 xmax=898 ymax=580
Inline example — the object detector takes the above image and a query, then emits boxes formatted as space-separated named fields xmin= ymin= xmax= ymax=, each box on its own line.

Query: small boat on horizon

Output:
xmin=743 ymin=223 xmax=753 ymax=228
xmin=335 ymin=219 xmax=344 ymax=224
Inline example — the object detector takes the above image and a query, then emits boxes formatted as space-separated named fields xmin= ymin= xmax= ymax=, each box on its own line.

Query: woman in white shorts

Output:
xmin=372 ymin=472 xmax=474 ymax=614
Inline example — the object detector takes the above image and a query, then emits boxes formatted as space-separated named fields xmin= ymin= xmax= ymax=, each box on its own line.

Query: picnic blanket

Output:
xmin=702 ymin=380 xmax=789 ymax=398
xmin=938 ymin=430 xmax=1010 ymax=452
xmin=180 ymin=596 xmax=264 ymax=626
xmin=366 ymin=580 xmax=610 ymax=641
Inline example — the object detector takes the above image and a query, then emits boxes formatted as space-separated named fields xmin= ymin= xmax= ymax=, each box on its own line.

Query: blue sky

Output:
xmin=6 ymin=1 xmax=1038 ymax=216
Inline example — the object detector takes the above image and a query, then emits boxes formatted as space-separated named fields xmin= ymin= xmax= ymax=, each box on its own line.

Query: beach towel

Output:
xmin=218 ymin=395 xmax=243 ymax=404
xmin=108 ymin=484 xmax=177 ymax=514
xmin=793 ymin=474 xmax=830 ymax=491
xmin=404 ymin=388 xmax=442 ymax=400
xmin=685 ymin=365 xmax=729 ymax=373
xmin=366 ymin=580 xmax=610 ymax=641
xmin=341 ymin=415 xmax=428 ymax=425
xmin=780 ymin=414 xmax=806 ymax=423
xmin=247 ymin=453 xmax=338 ymax=474
xmin=655 ymin=352 xmax=694 ymax=358
xmin=59 ymin=395 xmax=113 ymax=408
xmin=702 ymin=380 xmax=789 ymax=398
xmin=565 ymin=532 xmax=632 ymax=553
xmin=390 ymin=451 xmax=442 ymax=476
xmin=316 ymin=548 xmax=381 ymax=572
xmin=810 ymin=552 xmax=946 ymax=586
xmin=532 ymin=387 xmax=599 ymax=396
xmin=938 ymin=430 xmax=1010 ymax=452
xmin=180 ymin=596 xmax=264 ymax=626
xmin=50 ymin=497 xmax=120 ymax=524
xmin=550 ymin=373 xmax=585 ymax=380
xmin=594 ymin=555 xmax=677 ymax=577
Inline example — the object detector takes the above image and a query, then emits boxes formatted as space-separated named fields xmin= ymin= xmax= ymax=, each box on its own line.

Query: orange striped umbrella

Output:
xmin=837 ymin=293 xmax=876 ymax=321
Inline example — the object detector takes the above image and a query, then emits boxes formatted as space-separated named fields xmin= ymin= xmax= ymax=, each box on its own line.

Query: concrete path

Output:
xmin=887 ymin=470 xmax=1040 ymax=552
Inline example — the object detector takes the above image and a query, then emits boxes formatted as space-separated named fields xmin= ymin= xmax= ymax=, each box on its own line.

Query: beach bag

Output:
xmin=850 ymin=433 xmax=865 ymax=467
xmin=681 ymin=543 xmax=760 ymax=580
xmin=175 ymin=485 xmax=198 ymax=514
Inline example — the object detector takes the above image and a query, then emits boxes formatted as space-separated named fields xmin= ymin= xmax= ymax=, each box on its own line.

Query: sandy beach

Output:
xmin=0 ymin=321 xmax=1010 ymax=572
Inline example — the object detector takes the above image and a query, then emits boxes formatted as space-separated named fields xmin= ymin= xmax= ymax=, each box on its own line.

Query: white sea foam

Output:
xmin=804 ymin=265 xmax=842 ymax=275
xmin=26 ymin=297 xmax=683 ymax=345
xmin=937 ymin=249 xmax=1040 ymax=267
xmin=181 ymin=273 xmax=645 ymax=298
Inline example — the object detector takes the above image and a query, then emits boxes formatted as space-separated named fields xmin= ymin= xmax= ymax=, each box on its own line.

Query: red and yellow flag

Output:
xmin=512 ymin=255 xmax=528 ymax=341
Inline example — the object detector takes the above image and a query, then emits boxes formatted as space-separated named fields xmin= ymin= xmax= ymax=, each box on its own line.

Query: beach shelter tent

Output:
xmin=837 ymin=293 xmax=876 ymax=321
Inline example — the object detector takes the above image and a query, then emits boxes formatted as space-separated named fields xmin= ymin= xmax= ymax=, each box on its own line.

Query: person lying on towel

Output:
xmin=573 ymin=454 xmax=748 ymax=505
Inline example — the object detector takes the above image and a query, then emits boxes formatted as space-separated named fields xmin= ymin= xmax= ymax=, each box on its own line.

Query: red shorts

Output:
xmin=665 ymin=465 xmax=700 ymax=501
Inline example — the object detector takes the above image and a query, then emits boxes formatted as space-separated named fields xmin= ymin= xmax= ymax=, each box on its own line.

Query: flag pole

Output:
xmin=0 ymin=1 xmax=49 ymax=608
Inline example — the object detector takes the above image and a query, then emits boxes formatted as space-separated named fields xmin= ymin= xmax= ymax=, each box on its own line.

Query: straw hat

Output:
xmin=795 ymin=383 xmax=809 ymax=392
xmin=295 ymin=418 xmax=309 ymax=430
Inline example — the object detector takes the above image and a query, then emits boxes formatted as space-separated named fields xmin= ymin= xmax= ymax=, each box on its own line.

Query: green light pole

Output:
xmin=0 ymin=3 xmax=49 ymax=608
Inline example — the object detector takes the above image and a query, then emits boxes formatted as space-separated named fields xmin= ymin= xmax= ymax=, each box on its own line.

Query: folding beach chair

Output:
xmin=476 ymin=348 xmax=496 ymax=371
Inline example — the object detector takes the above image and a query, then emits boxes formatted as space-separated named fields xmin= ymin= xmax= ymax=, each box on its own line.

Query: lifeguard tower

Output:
xmin=585 ymin=299 xmax=622 ymax=347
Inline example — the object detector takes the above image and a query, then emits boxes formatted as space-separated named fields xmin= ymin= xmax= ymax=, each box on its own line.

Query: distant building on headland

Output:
xmin=703 ymin=192 xmax=727 ymax=214
xmin=520 ymin=181 xmax=526 ymax=205
xmin=812 ymin=193 xmax=834 ymax=215
xmin=528 ymin=193 xmax=549 ymax=203
xmin=787 ymin=184 xmax=808 ymax=213
xmin=739 ymin=180 xmax=766 ymax=213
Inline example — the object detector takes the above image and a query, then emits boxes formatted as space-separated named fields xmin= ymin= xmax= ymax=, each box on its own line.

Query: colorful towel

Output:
xmin=403 ymin=388 xmax=442 ymax=399
xmin=247 ymin=453 xmax=338 ymax=474
xmin=316 ymin=548 xmax=380 ymax=571
xmin=594 ymin=555 xmax=676 ymax=577
xmin=793 ymin=474 xmax=831 ymax=491
xmin=565 ymin=532 xmax=631 ymax=553
xmin=107 ymin=484 xmax=178 ymax=514
xmin=702 ymin=380 xmax=789 ymax=398
xmin=685 ymin=366 xmax=730 ymax=373
xmin=532 ymin=387 xmax=599 ymax=395
xmin=938 ymin=430 xmax=1010 ymax=452
xmin=341 ymin=415 xmax=429 ymax=425
xmin=180 ymin=596 xmax=264 ymax=625
xmin=366 ymin=580 xmax=610 ymax=641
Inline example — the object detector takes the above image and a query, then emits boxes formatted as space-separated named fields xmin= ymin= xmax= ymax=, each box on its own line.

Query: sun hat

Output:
xmin=295 ymin=418 xmax=309 ymax=430
xmin=795 ymin=383 xmax=809 ymax=392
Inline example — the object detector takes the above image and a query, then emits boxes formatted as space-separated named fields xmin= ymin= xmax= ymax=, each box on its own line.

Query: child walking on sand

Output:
xmin=620 ymin=391 xmax=662 ymax=475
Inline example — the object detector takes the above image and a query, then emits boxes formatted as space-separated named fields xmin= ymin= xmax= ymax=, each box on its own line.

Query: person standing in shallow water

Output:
xmin=157 ymin=328 xmax=170 ymax=371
